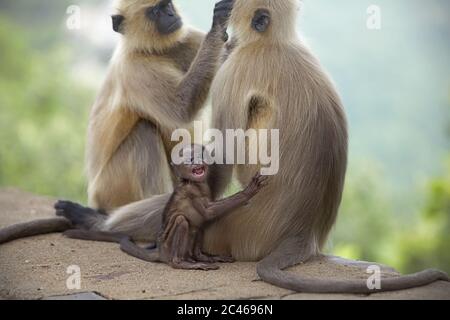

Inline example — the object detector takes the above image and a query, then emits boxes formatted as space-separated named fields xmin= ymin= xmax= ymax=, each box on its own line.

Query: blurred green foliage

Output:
xmin=392 ymin=159 xmax=450 ymax=273
xmin=331 ymin=160 xmax=396 ymax=262
xmin=331 ymin=157 xmax=450 ymax=273
xmin=0 ymin=1 xmax=448 ymax=274
xmin=0 ymin=17 xmax=91 ymax=203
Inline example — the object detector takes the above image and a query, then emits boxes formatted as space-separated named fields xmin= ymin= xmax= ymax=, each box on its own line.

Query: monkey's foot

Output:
xmin=145 ymin=242 xmax=157 ymax=250
xmin=55 ymin=200 xmax=104 ymax=230
xmin=171 ymin=261 xmax=220 ymax=271
xmin=212 ymin=255 xmax=235 ymax=263
xmin=195 ymin=252 xmax=235 ymax=263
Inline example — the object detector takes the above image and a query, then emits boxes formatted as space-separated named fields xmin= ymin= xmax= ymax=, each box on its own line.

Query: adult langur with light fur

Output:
xmin=206 ymin=0 xmax=448 ymax=293
xmin=0 ymin=0 xmax=235 ymax=243
xmin=1 ymin=0 xmax=448 ymax=294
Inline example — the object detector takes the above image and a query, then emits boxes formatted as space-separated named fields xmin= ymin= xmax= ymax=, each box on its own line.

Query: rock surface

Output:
xmin=0 ymin=188 xmax=449 ymax=300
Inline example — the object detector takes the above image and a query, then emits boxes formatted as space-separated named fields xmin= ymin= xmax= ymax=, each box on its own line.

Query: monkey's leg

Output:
xmin=171 ymin=261 xmax=220 ymax=271
xmin=193 ymin=231 xmax=235 ymax=263
xmin=167 ymin=216 xmax=219 ymax=271
xmin=0 ymin=192 xmax=168 ymax=245
xmin=257 ymin=236 xmax=449 ymax=294
xmin=194 ymin=251 xmax=235 ymax=264
xmin=102 ymin=194 xmax=171 ymax=242
xmin=55 ymin=201 xmax=107 ymax=230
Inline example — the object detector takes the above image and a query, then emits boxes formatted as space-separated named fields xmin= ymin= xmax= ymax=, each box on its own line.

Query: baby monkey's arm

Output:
xmin=195 ymin=173 xmax=268 ymax=221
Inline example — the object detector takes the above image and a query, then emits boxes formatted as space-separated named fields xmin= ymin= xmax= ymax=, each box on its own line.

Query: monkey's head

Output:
xmin=113 ymin=0 xmax=185 ymax=52
xmin=172 ymin=144 xmax=210 ymax=183
xmin=230 ymin=0 xmax=299 ymax=44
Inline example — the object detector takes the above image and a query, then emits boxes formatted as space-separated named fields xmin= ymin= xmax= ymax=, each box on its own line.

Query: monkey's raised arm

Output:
xmin=195 ymin=174 xmax=268 ymax=221
xmin=124 ymin=0 xmax=234 ymax=129
xmin=175 ymin=0 xmax=234 ymax=118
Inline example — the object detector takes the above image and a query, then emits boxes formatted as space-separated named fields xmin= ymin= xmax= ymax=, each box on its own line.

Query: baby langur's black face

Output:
xmin=174 ymin=145 xmax=209 ymax=183
xmin=146 ymin=0 xmax=183 ymax=35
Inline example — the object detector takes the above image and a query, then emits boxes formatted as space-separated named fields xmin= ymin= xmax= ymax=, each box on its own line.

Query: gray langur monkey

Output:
xmin=1 ymin=0 xmax=447 ymax=294
xmin=204 ymin=0 xmax=448 ymax=293
xmin=0 ymin=0 xmax=235 ymax=243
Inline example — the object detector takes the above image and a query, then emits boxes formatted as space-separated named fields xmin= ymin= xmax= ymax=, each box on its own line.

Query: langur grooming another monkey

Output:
xmin=62 ymin=145 xmax=268 ymax=270
xmin=0 ymin=0 xmax=448 ymax=294
xmin=0 ymin=0 xmax=235 ymax=244
xmin=85 ymin=0 xmax=234 ymax=211
xmin=206 ymin=0 xmax=448 ymax=293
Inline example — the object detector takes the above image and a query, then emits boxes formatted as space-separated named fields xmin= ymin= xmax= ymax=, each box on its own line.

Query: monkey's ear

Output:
xmin=112 ymin=15 xmax=125 ymax=34
xmin=252 ymin=9 xmax=271 ymax=33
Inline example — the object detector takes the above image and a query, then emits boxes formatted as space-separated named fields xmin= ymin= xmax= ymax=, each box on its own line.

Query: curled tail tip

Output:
xmin=428 ymin=269 xmax=449 ymax=282
xmin=415 ymin=268 xmax=449 ymax=282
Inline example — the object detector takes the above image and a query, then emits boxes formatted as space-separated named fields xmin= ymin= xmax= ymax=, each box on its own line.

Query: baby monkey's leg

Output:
xmin=165 ymin=216 xmax=219 ymax=271
xmin=193 ymin=231 xmax=235 ymax=263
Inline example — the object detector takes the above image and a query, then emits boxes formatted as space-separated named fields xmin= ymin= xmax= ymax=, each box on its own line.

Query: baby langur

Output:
xmin=64 ymin=145 xmax=268 ymax=270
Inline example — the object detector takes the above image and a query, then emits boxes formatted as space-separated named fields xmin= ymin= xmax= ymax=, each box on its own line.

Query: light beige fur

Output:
xmin=87 ymin=0 xmax=224 ymax=210
xmin=205 ymin=0 xmax=348 ymax=261
xmin=2 ymin=0 xmax=446 ymax=293
xmin=200 ymin=0 xmax=447 ymax=293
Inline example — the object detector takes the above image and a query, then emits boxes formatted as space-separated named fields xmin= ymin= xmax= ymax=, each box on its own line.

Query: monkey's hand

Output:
xmin=243 ymin=173 xmax=269 ymax=199
xmin=211 ymin=0 xmax=235 ymax=42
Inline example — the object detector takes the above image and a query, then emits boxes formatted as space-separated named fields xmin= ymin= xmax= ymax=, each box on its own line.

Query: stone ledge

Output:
xmin=0 ymin=188 xmax=449 ymax=300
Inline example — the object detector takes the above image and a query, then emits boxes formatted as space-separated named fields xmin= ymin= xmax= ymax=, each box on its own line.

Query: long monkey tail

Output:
xmin=63 ymin=230 xmax=161 ymax=263
xmin=0 ymin=218 xmax=72 ymax=244
xmin=0 ymin=199 xmax=108 ymax=245
xmin=256 ymin=237 xmax=449 ymax=294
xmin=119 ymin=237 xmax=161 ymax=262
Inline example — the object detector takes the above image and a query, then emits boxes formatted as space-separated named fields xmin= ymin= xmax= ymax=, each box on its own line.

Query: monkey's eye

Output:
xmin=152 ymin=7 xmax=160 ymax=16
xmin=252 ymin=9 xmax=271 ymax=33
xmin=146 ymin=6 xmax=161 ymax=20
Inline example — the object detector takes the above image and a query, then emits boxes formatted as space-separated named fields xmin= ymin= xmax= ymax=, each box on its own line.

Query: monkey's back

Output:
xmin=208 ymin=41 xmax=348 ymax=260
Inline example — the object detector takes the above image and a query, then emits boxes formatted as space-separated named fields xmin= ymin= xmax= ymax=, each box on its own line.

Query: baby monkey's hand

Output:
xmin=243 ymin=173 xmax=269 ymax=199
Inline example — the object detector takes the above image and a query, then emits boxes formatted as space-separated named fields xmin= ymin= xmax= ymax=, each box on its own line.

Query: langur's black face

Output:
xmin=146 ymin=0 xmax=183 ymax=35
xmin=252 ymin=9 xmax=271 ymax=33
